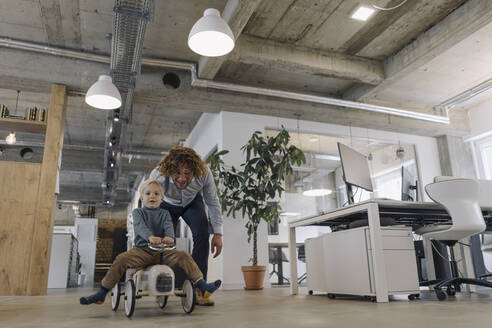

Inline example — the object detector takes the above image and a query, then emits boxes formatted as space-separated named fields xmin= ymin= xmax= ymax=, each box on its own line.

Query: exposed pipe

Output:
xmin=0 ymin=37 xmax=450 ymax=124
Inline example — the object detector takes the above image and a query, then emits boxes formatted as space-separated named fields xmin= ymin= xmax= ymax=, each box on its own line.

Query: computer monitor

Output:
xmin=337 ymin=142 xmax=373 ymax=204
xmin=401 ymin=165 xmax=418 ymax=201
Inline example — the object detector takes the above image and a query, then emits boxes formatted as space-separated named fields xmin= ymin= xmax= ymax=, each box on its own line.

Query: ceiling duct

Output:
xmin=0 ymin=38 xmax=450 ymax=124
xmin=103 ymin=0 xmax=153 ymax=205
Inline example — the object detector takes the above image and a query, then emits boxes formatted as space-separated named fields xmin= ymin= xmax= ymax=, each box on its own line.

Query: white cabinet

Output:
xmin=76 ymin=218 xmax=98 ymax=287
xmin=305 ymin=226 xmax=419 ymax=297
xmin=47 ymin=233 xmax=78 ymax=288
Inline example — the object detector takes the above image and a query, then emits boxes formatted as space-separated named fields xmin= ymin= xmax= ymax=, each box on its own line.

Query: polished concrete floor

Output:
xmin=2 ymin=287 xmax=492 ymax=328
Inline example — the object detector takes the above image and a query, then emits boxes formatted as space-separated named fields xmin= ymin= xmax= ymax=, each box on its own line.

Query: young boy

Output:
xmin=80 ymin=179 xmax=221 ymax=305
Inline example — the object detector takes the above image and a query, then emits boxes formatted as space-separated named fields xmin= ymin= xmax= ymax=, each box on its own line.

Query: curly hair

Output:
xmin=157 ymin=146 xmax=207 ymax=178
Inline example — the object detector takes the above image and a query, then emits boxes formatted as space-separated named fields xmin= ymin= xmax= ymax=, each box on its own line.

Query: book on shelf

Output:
xmin=5 ymin=115 xmax=25 ymax=120
xmin=0 ymin=104 xmax=8 ymax=118
xmin=24 ymin=107 xmax=47 ymax=122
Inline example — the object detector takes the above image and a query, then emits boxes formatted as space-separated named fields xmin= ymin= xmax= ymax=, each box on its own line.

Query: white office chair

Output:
xmin=416 ymin=178 xmax=492 ymax=300
xmin=480 ymin=234 xmax=492 ymax=280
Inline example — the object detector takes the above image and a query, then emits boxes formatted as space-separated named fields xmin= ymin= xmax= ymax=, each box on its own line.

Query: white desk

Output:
xmin=288 ymin=199 xmax=492 ymax=302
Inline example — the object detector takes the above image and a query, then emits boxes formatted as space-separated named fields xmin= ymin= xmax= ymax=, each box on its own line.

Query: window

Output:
xmin=472 ymin=135 xmax=492 ymax=179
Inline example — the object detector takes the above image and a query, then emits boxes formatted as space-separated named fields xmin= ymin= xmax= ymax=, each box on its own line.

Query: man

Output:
xmin=149 ymin=146 xmax=223 ymax=306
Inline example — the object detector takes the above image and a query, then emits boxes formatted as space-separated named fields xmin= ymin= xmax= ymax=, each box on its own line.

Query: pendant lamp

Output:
xmin=85 ymin=75 xmax=122 ymax=110
xmin=188 ymin=8 xmax=234 ymax=57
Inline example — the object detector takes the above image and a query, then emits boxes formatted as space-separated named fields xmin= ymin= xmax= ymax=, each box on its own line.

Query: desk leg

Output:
xmin=423 ymin=236 xmax=436 ymax=286
xmin=368 ymin=203 xmax=389 ymax=303
xmin=288 ymin=226 xmax=298 ymax=295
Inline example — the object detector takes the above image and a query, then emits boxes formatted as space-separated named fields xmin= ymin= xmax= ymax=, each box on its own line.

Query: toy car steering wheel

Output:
xmin=148 ymin=243 xmax=176 ymax=252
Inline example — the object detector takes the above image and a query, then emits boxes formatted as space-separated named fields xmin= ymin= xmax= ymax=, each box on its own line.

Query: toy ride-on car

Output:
xmin=110 ymin=244 xmax=197 ymax=317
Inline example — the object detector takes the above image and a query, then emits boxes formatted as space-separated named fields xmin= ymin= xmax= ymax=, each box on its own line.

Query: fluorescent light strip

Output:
xmin=192 ymin=76 xmax=450 ymax=124
xmin=436 ymin=78 xmax=492 ymax=113
xmin=314 ymin=154 xmax=340 ymax=161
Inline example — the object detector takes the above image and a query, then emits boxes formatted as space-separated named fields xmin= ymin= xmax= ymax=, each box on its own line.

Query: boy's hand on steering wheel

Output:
xmin=161 ymin=237 xmax=174 ymax=245
xmin=149 ymin=236 xmax=161 ymax=245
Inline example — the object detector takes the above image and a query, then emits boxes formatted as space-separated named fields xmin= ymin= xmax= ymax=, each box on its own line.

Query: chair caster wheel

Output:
xmin=446 ymin=286 xmax=456 ymax=296
xmin=308 ymin=290 xmax=313 ymax=295
xmin=327 ymin=294 xmax=335 ymax=299
xmin=408 ymin=294 xmax=419 ymax=300
xmin=436 ymin=289 xmax=447 ymax=301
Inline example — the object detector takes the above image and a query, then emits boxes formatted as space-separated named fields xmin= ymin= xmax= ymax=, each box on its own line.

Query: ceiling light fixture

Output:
xmin=5 ymin=132 xmax=16 ymax=145
xmin=85 ymin=75 xmax=122 ymax=110
xmin=309 ymin=136 xmax=319 ymax=142
xmin=350 ymin=5 xmax=376 ymax=21
xmin=303 ymin=189 xmax=333 ymax=197
xmin=279 ymin=212 xmax=301 ymax=217
xmin=188 ymin=8 xmax=234 ymax=57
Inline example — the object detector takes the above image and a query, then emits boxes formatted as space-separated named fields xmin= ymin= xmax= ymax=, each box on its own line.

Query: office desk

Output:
xmin=287 ymin=199 xmax=492 ymax=302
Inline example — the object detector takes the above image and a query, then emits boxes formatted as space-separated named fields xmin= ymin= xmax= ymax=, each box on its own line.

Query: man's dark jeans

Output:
xmin=160 ymin=194 xmax=211 ymax=280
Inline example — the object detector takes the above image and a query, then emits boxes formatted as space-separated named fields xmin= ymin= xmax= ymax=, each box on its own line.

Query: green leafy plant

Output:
xmin=207 ymin=129 xmax=305 ymax=266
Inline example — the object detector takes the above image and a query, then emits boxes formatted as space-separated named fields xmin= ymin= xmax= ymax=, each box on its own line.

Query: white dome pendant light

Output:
xmin=188 ymin=8 xmax=235 ymax=57
xmin=85 ymin=75 xmax=122 ymax=110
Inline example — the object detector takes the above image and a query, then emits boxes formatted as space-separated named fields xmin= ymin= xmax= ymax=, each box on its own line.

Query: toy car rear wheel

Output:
xmin=111 ymin=283 xmax=121 ymax=311
xmin=181 ymin=279 xmax=196 ymax=314
xmin=124 ymin=279 xmax=136 ymax=318
xmin=157 ymin=296 xmax=168 ymax=309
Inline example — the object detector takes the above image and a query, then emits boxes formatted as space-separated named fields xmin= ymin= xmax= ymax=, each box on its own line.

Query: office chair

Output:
xmin=416 ymin=178 xmax=492 ymax=300
xmin=268 ymin=247 xmax=290 ymax=284
xmin=480 ymin=234 xmax=492 ymax=280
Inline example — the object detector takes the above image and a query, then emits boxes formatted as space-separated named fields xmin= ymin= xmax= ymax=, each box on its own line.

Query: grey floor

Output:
xmin=2 ymin=287 xmax=492 ymax=328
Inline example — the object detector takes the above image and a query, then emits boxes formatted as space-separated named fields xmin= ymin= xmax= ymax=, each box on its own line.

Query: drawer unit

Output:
xmin=305 ymin=226 xmax=419 ymax=298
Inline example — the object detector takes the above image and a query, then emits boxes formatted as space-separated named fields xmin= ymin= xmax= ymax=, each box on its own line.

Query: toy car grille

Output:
xmin=156 ymin=274 xmax=173 ymax=292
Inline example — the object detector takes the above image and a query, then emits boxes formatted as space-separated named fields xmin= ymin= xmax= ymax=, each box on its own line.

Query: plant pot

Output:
xmin=241 ymin=265 xmax=266 ymax=290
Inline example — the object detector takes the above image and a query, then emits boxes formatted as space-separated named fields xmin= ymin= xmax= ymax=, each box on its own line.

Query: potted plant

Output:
xmin=207 ymin=129 xmax=305 ymax=290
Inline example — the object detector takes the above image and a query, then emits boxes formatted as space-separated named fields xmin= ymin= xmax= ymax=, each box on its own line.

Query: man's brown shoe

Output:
xmin=196 ymin=288 xmax=215 ymax=306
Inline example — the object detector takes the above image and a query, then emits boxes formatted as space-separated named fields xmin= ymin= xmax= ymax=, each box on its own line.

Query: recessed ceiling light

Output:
xmin=350 ymin=5 xmax=376 ymax=21
xmin=308 ymin=136 xmax=319 ymax=142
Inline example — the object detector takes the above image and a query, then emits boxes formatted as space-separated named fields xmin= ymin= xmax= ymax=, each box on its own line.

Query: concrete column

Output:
xmin=436 ymin=134 xmax=476 ymax=178
xmin=436 ymin=134 xmax=482 ymax=290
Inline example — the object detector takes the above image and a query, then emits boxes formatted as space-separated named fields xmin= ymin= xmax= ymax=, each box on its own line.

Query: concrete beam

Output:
xmin=0 ymin=46 xmax=468 ymax=136
xmin=197 ymin=0 xmax=262 ymax=79
xmin=230 ymin=34 xmax=384 ymax=85
xmin=39 ymin=0 xmax=65 ymax=45
xmin=58 ymin=185 xmax=131 ymax=204
xmin=344 ymin=0 xmax=492 ymax=101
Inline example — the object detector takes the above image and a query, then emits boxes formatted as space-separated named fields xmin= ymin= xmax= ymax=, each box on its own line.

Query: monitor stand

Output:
xmin=346 ymin=184 xmax=355 ymax=205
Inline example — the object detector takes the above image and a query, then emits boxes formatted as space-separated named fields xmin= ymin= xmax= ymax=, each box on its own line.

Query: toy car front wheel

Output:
xmin=181 ymin=279 xmax=196 ymax=314
xmin=111 ymin=283 xmax=121 ymax=311
xmin=157 ymin=296 xmax=168 ymax=309
xmin=124 ymin=279 xmax=136 ymax=318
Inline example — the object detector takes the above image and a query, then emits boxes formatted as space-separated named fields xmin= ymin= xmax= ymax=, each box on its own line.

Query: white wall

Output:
xmin=184 ymin=113 xmax=223 ymax=283
xmin=186 ymin=111 xmax=442 ymax=289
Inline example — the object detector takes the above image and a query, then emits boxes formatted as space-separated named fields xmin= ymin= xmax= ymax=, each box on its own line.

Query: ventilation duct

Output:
xmin=103 ymin=0 xmax=153 ymax=205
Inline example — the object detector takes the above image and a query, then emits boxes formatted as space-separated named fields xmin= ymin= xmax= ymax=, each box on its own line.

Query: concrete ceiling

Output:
xmin=0 ymin=0 xmax=491 ymax=205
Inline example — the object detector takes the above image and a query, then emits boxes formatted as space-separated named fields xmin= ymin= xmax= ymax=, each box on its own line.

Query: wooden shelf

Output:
xmin=0 ymin=117 xmax=47 ymax=134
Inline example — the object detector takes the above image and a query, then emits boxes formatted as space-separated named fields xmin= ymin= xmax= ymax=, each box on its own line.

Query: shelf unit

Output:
xmin=0 ymin=84 xmax=66 ymax=296
xmin=0 ymin=117 xmax=47 ymax=134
